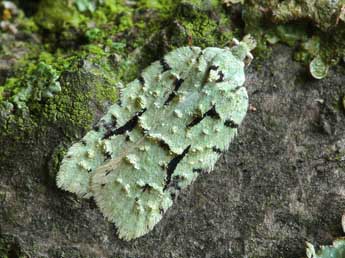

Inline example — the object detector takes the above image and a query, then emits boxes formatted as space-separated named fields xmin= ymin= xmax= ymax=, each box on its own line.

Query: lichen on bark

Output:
xmin=240 ymin=0 xmax=345 ymax=78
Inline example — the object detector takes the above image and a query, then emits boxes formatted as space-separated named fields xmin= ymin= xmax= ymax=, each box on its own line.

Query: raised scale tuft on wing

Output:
xmin=57 ymin=38 xmax=254 ymax=240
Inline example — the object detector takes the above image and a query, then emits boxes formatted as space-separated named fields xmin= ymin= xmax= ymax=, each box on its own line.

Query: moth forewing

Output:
xmin=57 ymin=38 xmax=255 ymax=240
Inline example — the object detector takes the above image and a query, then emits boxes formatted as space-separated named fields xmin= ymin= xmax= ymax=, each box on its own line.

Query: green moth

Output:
xmin=57 ymin=36 xmax=256 ymax=241
xmin=306 ymin=240 xmax=345 ymax=258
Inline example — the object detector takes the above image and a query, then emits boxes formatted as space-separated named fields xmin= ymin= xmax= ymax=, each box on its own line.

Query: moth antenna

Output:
xmin=221 ymin=37 xmax=240 ymax=48
xmin=232 ymin=38 xmax=240 ymax=46
xmin=247 ymin=52 xmax=254 ymax=60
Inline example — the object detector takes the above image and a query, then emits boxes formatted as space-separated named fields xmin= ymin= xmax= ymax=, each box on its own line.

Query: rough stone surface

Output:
xmin=1 ymin=45 xmax=345 ymax=258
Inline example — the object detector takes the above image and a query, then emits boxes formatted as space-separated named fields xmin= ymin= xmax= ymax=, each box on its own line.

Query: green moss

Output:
xmin=0 ymin=61 xmax=61 ymax=112
xmin=17 ymin=14 xmax=39 ymax=33
xmin=181 ymin=12 xmax=221 ymax=47
xmin=32 ymin=0 xmax=177 ymax=53
xmin=243 ymin=0 xmax=342 ymax=32
xmin=163 ymin=1 xmax=234 ymax=49
xmin=0 ymin=236 xmax=27 ymax=258
xmin=294 ymin=36 xmax=320 ymax=63
xmin=139 ymin=0 xmax=176 ymax=11
xmin=0 ymin=50 xmax=118 ymax=142
xmin=306 ymin=239 xmax=345 ymax=258
xmin=37 ymin=59 xmax=117 ymax=134
xmin=241 ymin=1 xmax=345 ymax=78
xmin=266 ymin=24 xmax=308 ymax=47
xmin=85 ymin=27 xmax=104 ymax=41
xmin=0 ymin=0 xmax=232 ymax=142
xmin=35 ymin=0 xmax=86 ymax=31
xmin=272 ymin=0 xmax=340 ymax=31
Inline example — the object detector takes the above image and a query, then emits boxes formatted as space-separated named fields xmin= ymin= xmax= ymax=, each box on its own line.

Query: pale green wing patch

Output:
xmin=306 ymin=239 xmax=345 ymax=258
xmin=57 ymin=42 xmax=253 ymax=240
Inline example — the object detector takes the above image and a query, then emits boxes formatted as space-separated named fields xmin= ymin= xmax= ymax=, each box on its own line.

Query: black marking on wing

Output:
xmin=163 ymin=145 xmax=191 ymax=191
xmin=81 ymin=193 xmax=88 ymax=198
xmin=203 ymin=65 xmax=219 ymax=84
xmin=229 ymin=85 xmax=242 ymax=93
xmin=195 ymin=50 xmax=203 ymax=64
xmin=105 ymin=115 xmax=117 ymax=130
xmin=209 ymin=65 xmax=218 ymax=71
xmin=81 ymin=140 xmax=87 ymax=146
xmin=164 ymin=78 xmax=184 ymax=105
xmin=170 ymin=190 xmax=178 ymax=199
xmin=193 ymin=168 xmax=203 ymax=173
xmin=142 ymin=128 xmax=149 ymax=136
xmin=117 ymin=98 xmax=122 ymax=107
xmin=160 ymin=58 xmax=171 ymax=72
xmin=224 ymin=119 xmax=239 ymax=128
xmin=94 ymin=115 xmax=117 ymax=133
xmin=105 ymin=170 xmax=111 ymax=176
xmin=187 ymin=105 xmax=220 ymax=128
xmin=102 ymin=108 xmax=146 ymax=140
xmin=93 ymin=124 xmax=100 ymax=131
xmin=158 ymin=139 xmax=171 ymax=152
xmin=212 ymin=146 xmax=223 ymax=154
xmin=216 ymin=71 xmax=224 ymax=82
xmin=141 ymin=183 xmax=153 ymax=192
xmin=138 ymin=76 xmax=145 ymax=86
xmin=193 ymin=168 xmax=208 ymax=175
xmin=104 ymin=151 xmax=112 ymax=161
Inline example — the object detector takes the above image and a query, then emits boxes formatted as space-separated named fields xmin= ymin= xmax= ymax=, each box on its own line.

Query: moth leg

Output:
xmin=245 ymin=52 xmax=254 ymax=66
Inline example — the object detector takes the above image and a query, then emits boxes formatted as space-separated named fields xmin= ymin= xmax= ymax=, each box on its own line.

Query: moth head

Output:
xmin=230 ymin=34 xmax=256 ymax=63
xmin=207 ymin=49 xmax=243 ymax=83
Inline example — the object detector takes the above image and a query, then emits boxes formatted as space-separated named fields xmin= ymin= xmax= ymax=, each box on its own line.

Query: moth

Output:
xmin=57 ymin=36 xmax=255 ymax=241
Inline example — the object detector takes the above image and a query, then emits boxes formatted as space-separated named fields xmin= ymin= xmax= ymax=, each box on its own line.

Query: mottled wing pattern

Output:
xmin=57 ymin=47 xmax=202 ymax=198
xmin=57 ymin=46 xmax=248 ymax=240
